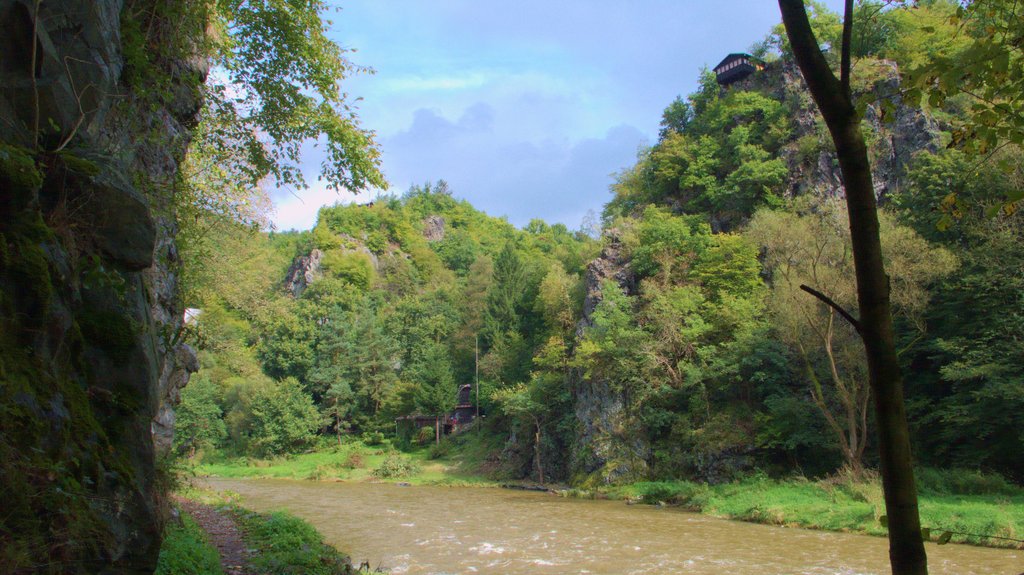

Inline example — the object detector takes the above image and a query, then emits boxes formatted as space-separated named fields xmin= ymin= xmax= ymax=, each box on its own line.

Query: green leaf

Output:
xmin=993 ymin=52 xmax=1010 ymax=74
xmin=879 ymin=515 xmax=888 ymax=528
xmin=937 ymin=531 xmax=953 ymax=545
xmin=921 ymin=527 xmax=931 ymax=541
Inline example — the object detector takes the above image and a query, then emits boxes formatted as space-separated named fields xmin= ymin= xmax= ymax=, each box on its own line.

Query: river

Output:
xmin=204 ymin=478 xmax=1021 ymax=575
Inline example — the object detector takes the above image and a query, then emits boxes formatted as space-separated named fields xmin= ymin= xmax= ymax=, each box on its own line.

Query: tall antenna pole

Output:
xmin=475 ymin=334 xmax=480 ymax=421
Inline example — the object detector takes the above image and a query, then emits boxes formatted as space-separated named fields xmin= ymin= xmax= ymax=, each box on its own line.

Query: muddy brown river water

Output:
xmin=204 ymin=478 xmax=1022 ymax=575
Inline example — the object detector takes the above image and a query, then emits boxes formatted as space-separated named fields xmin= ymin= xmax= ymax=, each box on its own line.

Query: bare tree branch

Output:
xmin=800 ymin=284 xmax=862 ymax=334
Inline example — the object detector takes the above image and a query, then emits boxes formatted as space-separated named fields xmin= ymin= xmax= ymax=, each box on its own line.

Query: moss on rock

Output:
xmin=78 ymin=309 xmax=138 ymax=366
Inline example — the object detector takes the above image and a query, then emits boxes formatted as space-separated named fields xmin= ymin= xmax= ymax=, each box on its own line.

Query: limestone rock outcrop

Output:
xmin=733 ymin=58 xmax=941 ymax=205
xmin=423 ymin=214 xmax=446 ymax=242
xmin=284 ymin=248 xmax=324 ymax=297
xmin=569 ymin=229 xmax=650 ymax=485
xmin=0 ymin=0 xmax=202 ymax=571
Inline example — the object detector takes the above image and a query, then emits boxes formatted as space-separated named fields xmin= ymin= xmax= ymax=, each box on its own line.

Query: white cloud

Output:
xmin=270 ymin=183 xmax=366 ymax=231
xmin=381 ymin=103 xmax=646 ymax=227
xmin=380 ymin=72 xmax=493 ymax=92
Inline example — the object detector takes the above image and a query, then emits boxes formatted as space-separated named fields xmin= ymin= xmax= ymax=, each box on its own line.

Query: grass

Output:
xmin=155 ymin=510 xmax=223 ymax=575
xmin=195 ymin=433 xmax=504 ymax=487
xmin=576 ymin=469 xmax=1024 ymax=549
xmin=232 ymin=508 xmax=365 ymax=575
xmin=173 ymin=486 xmax=385 ymax=574
xmin=193 ymin=438 xmax=1024 ymax=550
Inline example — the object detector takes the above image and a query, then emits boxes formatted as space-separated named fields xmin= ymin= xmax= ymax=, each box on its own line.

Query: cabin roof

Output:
xmin=714 ymin=53 xmax=755 ymax=72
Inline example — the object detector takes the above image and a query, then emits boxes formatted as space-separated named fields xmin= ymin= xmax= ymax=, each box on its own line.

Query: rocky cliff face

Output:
xmin=284 ymin=248 xmax=324 ymax=297
xmin=569 ymin=230 xmax=650 ymax=485
xmin=568 ymin=58 xmax=941 ymax=487
xmin=0 ymin=1 xmax=201 ymax=571
xmin=422 ymin=214 xmax=446 ymax=242
xmin=733 ymin=58 xmax=941 ymax=203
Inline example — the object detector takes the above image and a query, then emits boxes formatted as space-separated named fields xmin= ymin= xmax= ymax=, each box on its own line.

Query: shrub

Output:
xmin=174 ymin=374 xmax=227 ymax=456
xmin=361 ymin=431 xmax=386 ymax=446
xmin=633 ymin=481 xmax=704 ymax=505
xmin=794 ymin=133 xmax=822 ymax=165
xmin=427 ymin=441 xmax=451 ymax=460
xmin=342 ymin=452 xmax=364 ymax=470
xmin=416 ymin=426 xmax=436 ymax=445
xmin=916 ymin=467 xmax=1021 ymax=496
xmin=306 ymin=465 xmax=332 ymax=481
xmin=372 ymin=453 xmax=421 ymax=479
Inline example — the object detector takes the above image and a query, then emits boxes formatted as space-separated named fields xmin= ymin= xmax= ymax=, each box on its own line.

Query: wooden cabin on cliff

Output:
xmin=714 ymin=53 xmax=765 ymax=86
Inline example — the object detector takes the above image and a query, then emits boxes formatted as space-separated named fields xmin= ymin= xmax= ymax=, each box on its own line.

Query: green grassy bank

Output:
xmin=156 ymin=510 xmax=223 ymax=575
xmin=194 ymin=433 xmax=504 ymax=487
xmin=574 ymin=468 xmax=1024 ymax=549
xmin=191 ymin=438 xmax=1023 ymax=550
xmin=158 ymin=488 xmax=384 ymax=575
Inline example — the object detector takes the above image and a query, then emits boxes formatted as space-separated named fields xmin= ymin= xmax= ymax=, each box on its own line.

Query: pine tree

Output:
xmin=484 ymin=242 xmax=528 ymax=345
xmin=409 ymin=342 xmax=457 ymax=445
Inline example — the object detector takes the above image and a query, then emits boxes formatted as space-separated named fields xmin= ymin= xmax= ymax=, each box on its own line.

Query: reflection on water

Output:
xmin=204 ymin=478 xmax=1022 ymax=575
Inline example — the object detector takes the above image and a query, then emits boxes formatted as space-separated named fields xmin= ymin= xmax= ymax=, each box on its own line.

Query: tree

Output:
xmin=197 ymin=0 xmax=385 ymax=194
xmin=748 ymin=203 xmax=956 ymax=475
xmin=895 ymin=150 xmax=1024 ymax=478
xmin=323 ymin=381 xmax=355 ymax=447
xmin=777 ymin=1 xmax=929 ymax=572
xmin=631 ymin=206 xmax=710 ymax=284
xmin=903 ymin=0 xmax=1024 ymax=166
xmin=659 ymin=96 xmax=693 ymax=139
xmin=535 ymin=265 xmax=578 ymax=336
xmin=573 ymin=280 xmax=654 ymax=401
xmin=245 ymin=378 xmax=321 ymax=457
xmin=492 ymin=382 xmax=546 ymax=483
xmin=606 ymin=73 xmax=792 ymax=226
xmin=452 ymin=255 xmax=493 ymax=380
xmin=409 ymin=342 xmax=456 ymax=445
xmin=484 ymin=242 xmax=529 ymax=343
xmin=173 ymin=375 xmax=227 ymax=457
xmin=309 ymin=304 xmax=399 ymax=430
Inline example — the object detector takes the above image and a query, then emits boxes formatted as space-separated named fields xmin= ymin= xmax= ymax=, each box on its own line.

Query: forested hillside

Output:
xmin=177 ymin=0 xmax=1022 ymax=489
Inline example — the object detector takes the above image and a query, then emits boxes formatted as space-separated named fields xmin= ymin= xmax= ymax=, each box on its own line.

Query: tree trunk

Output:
xmin=533 ymin=419 xmax=545 ymax=485
xmin=435 ymin=416 xmax=440 ymax=446
xmin=778 ymin=2 xmax=928 ymax=574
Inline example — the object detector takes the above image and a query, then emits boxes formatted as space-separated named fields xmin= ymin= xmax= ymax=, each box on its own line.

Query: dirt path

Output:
xmin=175 ymin=497 xmax=255 ymax=575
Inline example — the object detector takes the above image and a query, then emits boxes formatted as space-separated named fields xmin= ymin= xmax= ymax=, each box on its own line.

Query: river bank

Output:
xmin=190 ymin=441 xmax=1024 ymax=550
xmin=194 ymin=438 xmax=502 ymax=487
xmin=202 ymin=477 xmax=1024 ymax=575
xmin=158 ymin=487 xmax=384 ymax=575
xmin=568 ymin=473 xmax=1024 ymax=549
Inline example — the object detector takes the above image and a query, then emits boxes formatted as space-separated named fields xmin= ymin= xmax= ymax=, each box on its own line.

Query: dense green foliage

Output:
xmin=894 ymin=149 xmax=1024 ymax=477
xmin=176 ymin=375 xmax=229 ymax=456
xmin=605 ymin=71 xmax=791 ymax=227
xmin=176 ymin=0 xmax=1022 ymax=503
xmin=179 ymin=183 xmax=598 ymax=473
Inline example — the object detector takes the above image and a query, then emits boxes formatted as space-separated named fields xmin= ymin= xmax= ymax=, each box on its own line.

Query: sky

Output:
xmin=271 ymin=1 xmax=846 ymax=231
